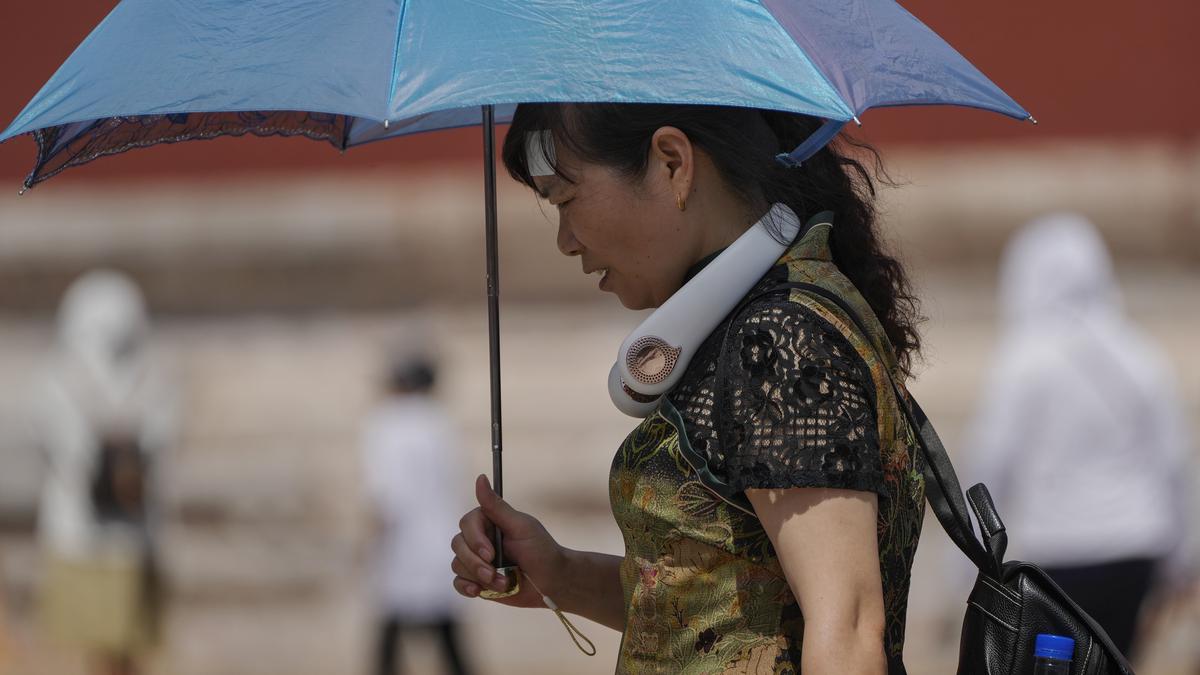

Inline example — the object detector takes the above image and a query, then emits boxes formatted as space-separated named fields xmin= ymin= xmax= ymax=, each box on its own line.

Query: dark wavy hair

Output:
xmin=501 ymin=103 xmax=922 ymax=374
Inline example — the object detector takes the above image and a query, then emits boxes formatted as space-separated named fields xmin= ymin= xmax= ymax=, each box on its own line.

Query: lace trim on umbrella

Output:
xmin=23 ymin=111 xmax=351 ymax=189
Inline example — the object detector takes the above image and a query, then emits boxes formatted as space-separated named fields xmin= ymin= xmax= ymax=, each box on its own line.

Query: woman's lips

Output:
xmin=589 ymin=266 xmax=611 ymax=291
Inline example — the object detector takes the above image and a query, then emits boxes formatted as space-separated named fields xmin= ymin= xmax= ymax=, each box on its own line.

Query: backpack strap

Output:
xmin=767 ymin=281 xmax=1000 ymax=576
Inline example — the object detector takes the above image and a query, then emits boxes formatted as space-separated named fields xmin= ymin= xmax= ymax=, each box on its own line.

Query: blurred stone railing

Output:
xmin=0 ymin=140 xmax=1195 ymax=313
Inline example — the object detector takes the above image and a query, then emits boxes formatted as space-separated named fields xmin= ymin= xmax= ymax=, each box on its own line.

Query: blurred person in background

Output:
xmin=964 ymin=213 xmax=1197 ymax=660
xmin=32 ymin=270 xmax=177 ymax=675
xmin=361 ymin=354 xmax=472 ymax=675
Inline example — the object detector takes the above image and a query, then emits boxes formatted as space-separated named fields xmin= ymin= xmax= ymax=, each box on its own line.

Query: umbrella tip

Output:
xmin=17 ymin=185 xmax=28 ymax=196
xmin=852 ymin=116 xmax=863 ymax=127
xmin=1027 ymin=115 xmax=1039 ymax=126
xmin=383 ymin=119 xmax=390 ymax=129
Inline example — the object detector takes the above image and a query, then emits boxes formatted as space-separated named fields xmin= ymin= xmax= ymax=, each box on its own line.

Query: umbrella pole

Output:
xmin=481 ymin=104 xmax=505 ymax=569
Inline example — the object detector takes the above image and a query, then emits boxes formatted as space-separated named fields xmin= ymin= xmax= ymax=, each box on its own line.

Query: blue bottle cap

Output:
xmin=1034 ymin=634 xmax=1075 ymax=660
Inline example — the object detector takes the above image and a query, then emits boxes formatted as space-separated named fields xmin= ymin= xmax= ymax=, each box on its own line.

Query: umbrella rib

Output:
xmin=758 ymin=0 xmax=858 ymax=119
xmin=24 ymin=119 xmax=105 ymax=190
xmin=340 ymin=115 xmax=353 ymax=151
xmin=385 ymin=0 xmax=413 ymax=117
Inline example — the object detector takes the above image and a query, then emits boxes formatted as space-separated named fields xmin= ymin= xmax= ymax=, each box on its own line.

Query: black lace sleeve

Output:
xmin=713 ymin=300 xmax=885 ymax=496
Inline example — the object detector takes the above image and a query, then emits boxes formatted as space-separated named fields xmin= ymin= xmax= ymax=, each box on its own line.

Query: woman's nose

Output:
xmin=557 ymin=218 xmax=582 ymax=257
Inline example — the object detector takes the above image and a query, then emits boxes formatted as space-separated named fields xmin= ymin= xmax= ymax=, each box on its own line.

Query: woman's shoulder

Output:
xmin=695 ymin=287 xmax=884 ymax=490
xmin=722 ymin=290 xmax=878 ymax=417
xmin=725 ymin=277 xmax=873 ymax=370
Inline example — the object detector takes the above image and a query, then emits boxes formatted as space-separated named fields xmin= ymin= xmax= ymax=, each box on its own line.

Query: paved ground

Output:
xmin=1 ymin=269 xmax=1198 ymax=675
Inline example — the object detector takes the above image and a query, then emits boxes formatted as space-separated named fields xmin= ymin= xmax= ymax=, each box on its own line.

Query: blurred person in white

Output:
xmin=964 ymin=213 xmax=1197 ymax=660
xmin=361 ymin=355 xmax=472 ymax=675
xmin=32 ymin=269 xmax=177 ymax=675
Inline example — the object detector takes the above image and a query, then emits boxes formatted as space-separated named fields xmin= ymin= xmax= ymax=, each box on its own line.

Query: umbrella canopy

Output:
xmin=2 ymin=0 xmax=1029 ymax=189
xmin=0 ymin=0 xmax=1031 ymax=576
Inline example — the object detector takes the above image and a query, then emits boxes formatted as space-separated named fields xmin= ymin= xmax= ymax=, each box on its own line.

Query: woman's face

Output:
xmin=532 ymin=136 xmax=697 ymax=310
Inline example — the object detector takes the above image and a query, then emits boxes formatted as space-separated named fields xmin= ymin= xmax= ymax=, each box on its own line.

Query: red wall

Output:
xmin=1 ymin=1 xmax=1196 ymax=186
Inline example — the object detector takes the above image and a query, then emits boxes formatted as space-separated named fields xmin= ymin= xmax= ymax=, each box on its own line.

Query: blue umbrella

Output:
xmin=1 ymin=0 xmax=1029 ymax=574
xmin=1 ymin=0 xmax=1029 ymax=188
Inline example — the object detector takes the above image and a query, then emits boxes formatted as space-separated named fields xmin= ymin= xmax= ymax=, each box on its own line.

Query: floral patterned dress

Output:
xmin=609 ymin=213 xmax=925 ymax=674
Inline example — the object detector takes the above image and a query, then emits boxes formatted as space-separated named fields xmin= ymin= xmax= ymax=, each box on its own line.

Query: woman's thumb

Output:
xmin=475 ymin=474 xmax=521 ymax=529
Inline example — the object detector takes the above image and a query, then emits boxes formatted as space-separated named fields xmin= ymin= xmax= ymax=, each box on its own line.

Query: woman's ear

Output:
xmin=649 ymin=126 xmax=694 ymax=203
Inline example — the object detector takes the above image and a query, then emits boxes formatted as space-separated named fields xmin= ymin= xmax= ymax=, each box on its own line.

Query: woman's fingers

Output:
xmin=452 ymin=547 xmax=516 ymax=598
xmin=458 ymin=507 xmax=496 ymax=562
xmin=450 ymin=532 xmax=494 ymax=585
xmin=450 ymin=552 xmax=506 ymax=590
xmin=452 ymin=575 xmax=480 ymax=598
xmin=450 ymin=555 xmax=469 ymax=578
xmin=451 ymin=556 xmax=477 ymax=584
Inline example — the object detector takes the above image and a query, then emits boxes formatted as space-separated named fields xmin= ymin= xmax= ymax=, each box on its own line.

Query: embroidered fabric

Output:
xmin=25 ymin=112 xmax=350 ymax=188
xmin=669 ymin=293 xmax=885 ymax=498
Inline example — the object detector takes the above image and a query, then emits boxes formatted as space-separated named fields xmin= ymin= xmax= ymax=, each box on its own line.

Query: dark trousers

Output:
xmin=1043 ymin=557 xmax=1158 ymax=659
xmin=377 ymin=616 xmax=471 ymax=675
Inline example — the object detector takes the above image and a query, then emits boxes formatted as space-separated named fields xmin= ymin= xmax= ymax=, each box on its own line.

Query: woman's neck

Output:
xmin=686 ymin=194 xmax=764 ymax=267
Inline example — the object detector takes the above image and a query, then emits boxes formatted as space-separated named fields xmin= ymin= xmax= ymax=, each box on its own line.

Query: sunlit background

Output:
xmin=1 ymin=1 xmax=1197 ymax=674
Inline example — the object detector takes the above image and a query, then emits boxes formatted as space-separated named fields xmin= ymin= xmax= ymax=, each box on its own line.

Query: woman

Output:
xmin=34 ymin=270 xmax=175 ymax=675
xmin=450 ymin=104 xmax=925 ymax=673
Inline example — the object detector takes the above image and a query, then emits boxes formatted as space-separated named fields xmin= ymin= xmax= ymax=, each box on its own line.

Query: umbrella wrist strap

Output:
xmin=525 ymin=572 xmax=596 ymax=656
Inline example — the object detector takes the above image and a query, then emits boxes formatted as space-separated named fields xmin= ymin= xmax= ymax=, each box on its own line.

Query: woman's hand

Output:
xmin=450 ymin=474 xmax=567 ymax=609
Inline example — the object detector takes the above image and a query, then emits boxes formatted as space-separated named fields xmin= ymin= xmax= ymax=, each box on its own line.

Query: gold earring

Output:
xmin=676 ymin=194 xmax=686 ymax=212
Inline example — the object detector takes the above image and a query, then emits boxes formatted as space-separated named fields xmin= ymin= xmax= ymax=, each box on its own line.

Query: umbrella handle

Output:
xmin=478 ymin=565 xmax=521 ymax=599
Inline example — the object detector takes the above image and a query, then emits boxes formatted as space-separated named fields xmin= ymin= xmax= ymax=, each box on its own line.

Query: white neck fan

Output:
xmin=608 ymin=203 xmax=803 ymax=417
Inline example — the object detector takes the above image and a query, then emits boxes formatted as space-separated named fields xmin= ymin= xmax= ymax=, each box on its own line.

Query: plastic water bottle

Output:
xmin=1033 ymin=633 xmax=1075 ymax=674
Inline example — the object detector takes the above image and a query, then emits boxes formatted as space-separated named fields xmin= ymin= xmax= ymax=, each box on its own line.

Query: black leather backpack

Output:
xmin=792 ymin=282 xmax=1137 ymax=675
xmin=908 ymin=399 xmax=1136 ymax=674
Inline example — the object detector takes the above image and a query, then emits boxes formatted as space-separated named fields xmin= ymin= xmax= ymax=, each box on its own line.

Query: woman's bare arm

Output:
xmin=555 ymin=548 xmax=626 ymax=631
xmin=746 ymin=486 xmax=887 ymax=675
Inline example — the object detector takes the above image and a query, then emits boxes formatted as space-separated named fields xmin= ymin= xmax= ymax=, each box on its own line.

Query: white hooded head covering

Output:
xmin=999 ymin=212 xmax=1120 ymax=326
xmin=56 ymin=269 xmax=149 ymax=384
